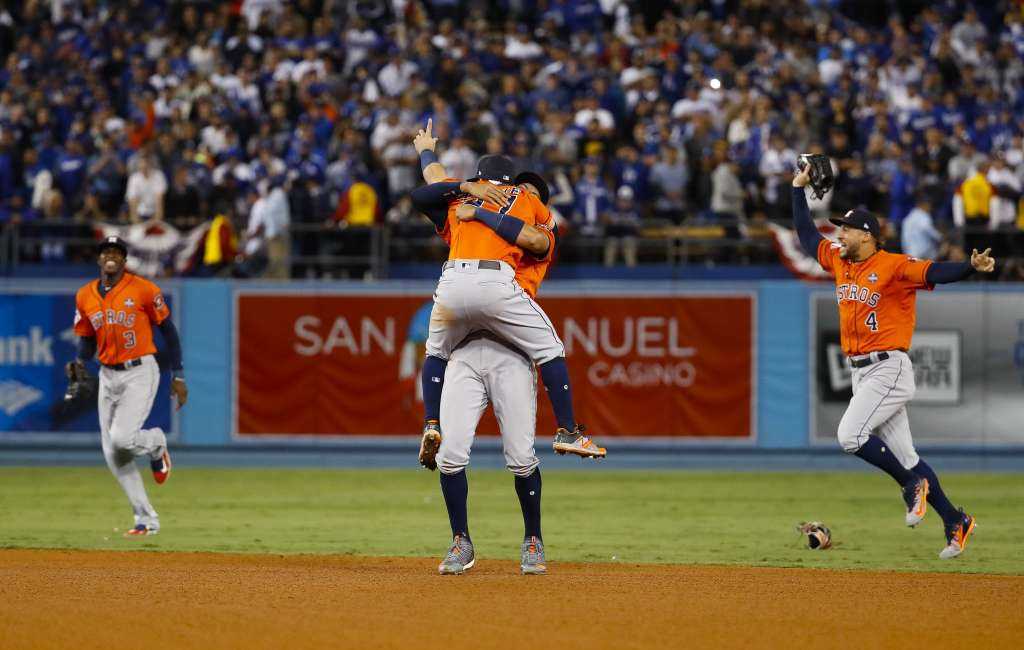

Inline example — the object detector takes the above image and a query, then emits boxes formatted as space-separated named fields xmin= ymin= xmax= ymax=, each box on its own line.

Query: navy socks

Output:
xmin=539 ymin=358 xmax=575 ymax=430
xmin=854 ymin=435 xmax=916 ymax=486
xmin=514 ymin=468 xmax=542 ymax=540
xmin=912 ymin=459 xmax=959 ymax=524
xmin=440 ymin=470 xmax=469 ymax=539
xmin=421 ymin=355 xmax=447 ymax=423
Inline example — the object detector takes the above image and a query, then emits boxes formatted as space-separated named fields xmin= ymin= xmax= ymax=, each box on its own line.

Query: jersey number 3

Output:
xmin=123 ymin=330 xmax=137 ymax=349
xmin=865 ymin=312 xmax=879 ymax=332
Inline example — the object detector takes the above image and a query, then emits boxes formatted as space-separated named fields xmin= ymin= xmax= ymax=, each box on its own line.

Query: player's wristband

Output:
xmin=172 ymin=369 xmax=185 ymax=381
xmin=474 ymin=208 xmax=525 ymax=245
xmin=419 ymin=150 xmax=439 ymax=170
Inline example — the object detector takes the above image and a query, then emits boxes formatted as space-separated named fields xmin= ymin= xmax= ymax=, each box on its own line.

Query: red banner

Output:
xmin=235 ymin=292 xmax=754 ymax=438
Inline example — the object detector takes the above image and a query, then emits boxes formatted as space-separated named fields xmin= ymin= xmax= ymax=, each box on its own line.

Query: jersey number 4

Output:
xmin=865 ymin=312 xmax=879 ymax=332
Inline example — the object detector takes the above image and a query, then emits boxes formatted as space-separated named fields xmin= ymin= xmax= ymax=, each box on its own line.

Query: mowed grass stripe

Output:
xmin=0 ymin=468 xmax=1020 ymax=574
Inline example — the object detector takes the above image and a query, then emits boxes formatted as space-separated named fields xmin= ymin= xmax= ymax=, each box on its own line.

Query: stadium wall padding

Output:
xmin=4 ymin=279 xmax=1023 ymax=450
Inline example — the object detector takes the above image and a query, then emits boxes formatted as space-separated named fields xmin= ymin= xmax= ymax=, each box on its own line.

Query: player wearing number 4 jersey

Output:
xmin=792 ymin=164 xmax=994 ymax=559
xmin=72 ymin=236 xmax=188 ymax=537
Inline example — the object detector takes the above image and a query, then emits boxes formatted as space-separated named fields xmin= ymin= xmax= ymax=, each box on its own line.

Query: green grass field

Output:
xmin=0 ymin=467 xmax=1021 ymax=574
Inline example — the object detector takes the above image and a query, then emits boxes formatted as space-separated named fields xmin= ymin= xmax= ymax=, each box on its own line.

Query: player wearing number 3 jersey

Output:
xmin=72 ymin=236 xmax=188 ymax=537
xmin=792 ymin=163 xmax=995 ymax=559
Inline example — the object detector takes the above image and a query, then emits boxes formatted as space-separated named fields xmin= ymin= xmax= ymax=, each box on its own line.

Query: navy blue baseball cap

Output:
xmin=830 ymin=208 xmax=880 ymax=240
xmin=514 ymin=171 xmax=550 ymax=205
xmin=98 ymin=235 xmax=128 ymax=257
xmin=471 ymin=155 xmax=516 ymax=184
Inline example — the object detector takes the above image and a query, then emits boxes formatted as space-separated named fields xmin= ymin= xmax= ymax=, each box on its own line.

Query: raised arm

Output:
xmin=790 ymin=165 xmax=824 ymax=256
xmin=413 ymin=119 xmax=447 ymax=184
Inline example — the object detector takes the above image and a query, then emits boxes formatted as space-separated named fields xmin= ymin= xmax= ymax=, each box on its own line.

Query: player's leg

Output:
xmin=484 ymin=341 xmax=546 ymax=574
xmin=485 ymin=280 xmax=606 ymax=458
xmin=876 ymin=408 xmax=976 ymax=557
xmin=98 ymin=369 xmax=159 ymax=534
xmin=107 ymin=356 xmax=171 ymax=487
xmin=435 ymin=352 xmax=488 ymax=574
xmin=421 ymin=288 xmax=475 ymax=463
xmin=836 ymin=354 xmax=927 ymax=519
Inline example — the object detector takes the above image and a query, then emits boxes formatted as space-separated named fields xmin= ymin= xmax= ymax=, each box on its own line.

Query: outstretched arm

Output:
xmin=791 ymin=166 xmax=824 ymax=256
xmin=925 ymin=248 xmax=995 ymax=284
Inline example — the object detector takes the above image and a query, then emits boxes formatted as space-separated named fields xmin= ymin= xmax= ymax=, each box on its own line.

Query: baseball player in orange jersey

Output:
xmin=792 ymin=165 xmax=995 ymax=559
xmin=70 ymin=236 xmax=188 ymax=537
xmin=412 ymin=156 xmax=556 ymax=574
xmin=410 ymin=120 xmax=605 ymax=476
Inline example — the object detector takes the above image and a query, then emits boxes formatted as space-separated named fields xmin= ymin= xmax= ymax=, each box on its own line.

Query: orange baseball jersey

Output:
xmin=73 ymin=273 xmax=171 ymax=365
xmin=438 ymin=178 xmax=555 ymax=272
xmin=436 ymin=178 xmax=556 ymax=298
xmin=817 ymin=239 xmax=933 ymax=356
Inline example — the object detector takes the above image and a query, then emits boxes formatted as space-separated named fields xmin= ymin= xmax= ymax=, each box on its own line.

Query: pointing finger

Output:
xmin=982 ymin=248 xmax=991 ymax=257
xmin=426 ymin=118 xmax=432 ymax=135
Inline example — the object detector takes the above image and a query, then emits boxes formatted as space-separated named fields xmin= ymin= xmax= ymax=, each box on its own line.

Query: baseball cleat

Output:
xmin=939 ymin=511 xmax=976 ymax=559
xmin=520 ymin=536 xmax=546 ymax=575
xmin=124 ymin=524 xmax=159 ymax=537
xmin=419 ymin=420 xmax=442 ymax=471
xmin=553 ymin=424 xmax=606 ymax=459
xmin=150 ymin=449 xmax=171 ymax=485
xmin=902 ymin=477 xmax=929 ymax=527
xmin=438 ymin=534 xmax=475 ymax=575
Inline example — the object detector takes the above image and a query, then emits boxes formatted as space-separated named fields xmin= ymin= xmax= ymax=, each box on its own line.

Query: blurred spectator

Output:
xmin=758 ymin=134 xmax=797 ymax=221
xmin=165 ymin=167 xmax=203 ymax=229
xmin=573 ymin=158 xmax=611 ymax=238
xmin=245 ymin=179 xmax=290 ymax=279
xmin=710 ymin=157 xmax=745 ymax=223
xmin=650 ymin=147 xmax=687 ymax=221
xmin=953 ymin=161 xmax=994 ymax=228
xmin=125 ymin=156 xmax=167 ymax=223
xmin=439 ymin=133 xmax=477 ymax=182
xmin=327 ymin=180 xmax=381 ymax=278
xmin=987 ymin=155 xmax=1022 ymax=230
xmin=902 ymin=196 xmax=943 ymax=259
xmin=604 ymin=186 xmax=639 ymax=268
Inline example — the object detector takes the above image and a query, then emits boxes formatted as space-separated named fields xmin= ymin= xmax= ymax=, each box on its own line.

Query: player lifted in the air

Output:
xmin=69 ymin=236 xmax=188 ymax=536
xmin=408 ymin=119 xmax=605 ymax=469
xmin=792 ymin=154 xmax=994 ymax=559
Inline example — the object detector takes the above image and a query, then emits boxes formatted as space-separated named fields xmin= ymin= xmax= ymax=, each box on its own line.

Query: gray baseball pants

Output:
xmin=837 ymin=350 xmax=920 ymax=468
xmin=436 ymin=334 xmax=540 ymax=478
xmin=425 ymin=259 xmax=564 ymax=364
xmin=98 ymin=354 xmax=167 ymax=529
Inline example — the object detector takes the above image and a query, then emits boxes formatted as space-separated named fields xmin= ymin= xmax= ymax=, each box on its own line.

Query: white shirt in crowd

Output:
xmin=440 ymin=144 xmax=479 ymax=183
xmin=759 ymin=146 xmax=797 ymax=204
xmin=125 ymin=169 xmax=167 ymax=219
xmin=378 ymin=60 xmax=419 ymax=97
xmin=987 ymin=165 xmax=1022 ymax=228
xmin=247 ymin=186 xmax=290 ymax=249
xmin=901 ymin=207 xmax=942 ymax=259
xmin=574 ymin=107 xmax=615 ymax=130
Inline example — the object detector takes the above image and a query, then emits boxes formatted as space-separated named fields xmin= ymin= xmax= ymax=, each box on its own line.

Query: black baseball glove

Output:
xmin=64 ymin=360 xmax=97 ymax=404
xmin=797 ymin=154 xmax=835 ymax=200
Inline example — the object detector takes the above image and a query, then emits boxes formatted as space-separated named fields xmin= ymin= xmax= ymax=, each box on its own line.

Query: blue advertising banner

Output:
xmin=0 ymin=290 xmax=174 ymax=437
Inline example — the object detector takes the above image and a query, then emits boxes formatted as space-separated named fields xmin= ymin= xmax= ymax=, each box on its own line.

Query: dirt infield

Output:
xmin=1 ymin=550 xmax=1021 ymax=649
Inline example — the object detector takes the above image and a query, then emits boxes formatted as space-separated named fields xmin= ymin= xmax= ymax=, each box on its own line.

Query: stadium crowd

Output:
xmin=0 ymin=0 xmax=1023 ymax=278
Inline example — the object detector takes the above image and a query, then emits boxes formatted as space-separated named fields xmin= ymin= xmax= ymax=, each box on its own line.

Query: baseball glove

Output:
xmin=64 ymin=360 xmax=96 ymax=403
xmin=797 ymin=153 xmax=835 ymax=200
xmin=796 ymin=521 xmax=832 ymax=550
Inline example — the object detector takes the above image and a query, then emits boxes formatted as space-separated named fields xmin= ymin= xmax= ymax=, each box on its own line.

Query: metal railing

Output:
xmin=4 ymin=219 xmax=1021 ymax=278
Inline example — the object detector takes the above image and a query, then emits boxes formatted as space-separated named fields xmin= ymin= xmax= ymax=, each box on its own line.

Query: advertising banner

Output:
xmin=235 ymin=291 xmax=755 ymax=438
xmin=0 ymin=289 xmax=174 ymax=438
xmin=811 ymin=290 xmax=1024 ymax=445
